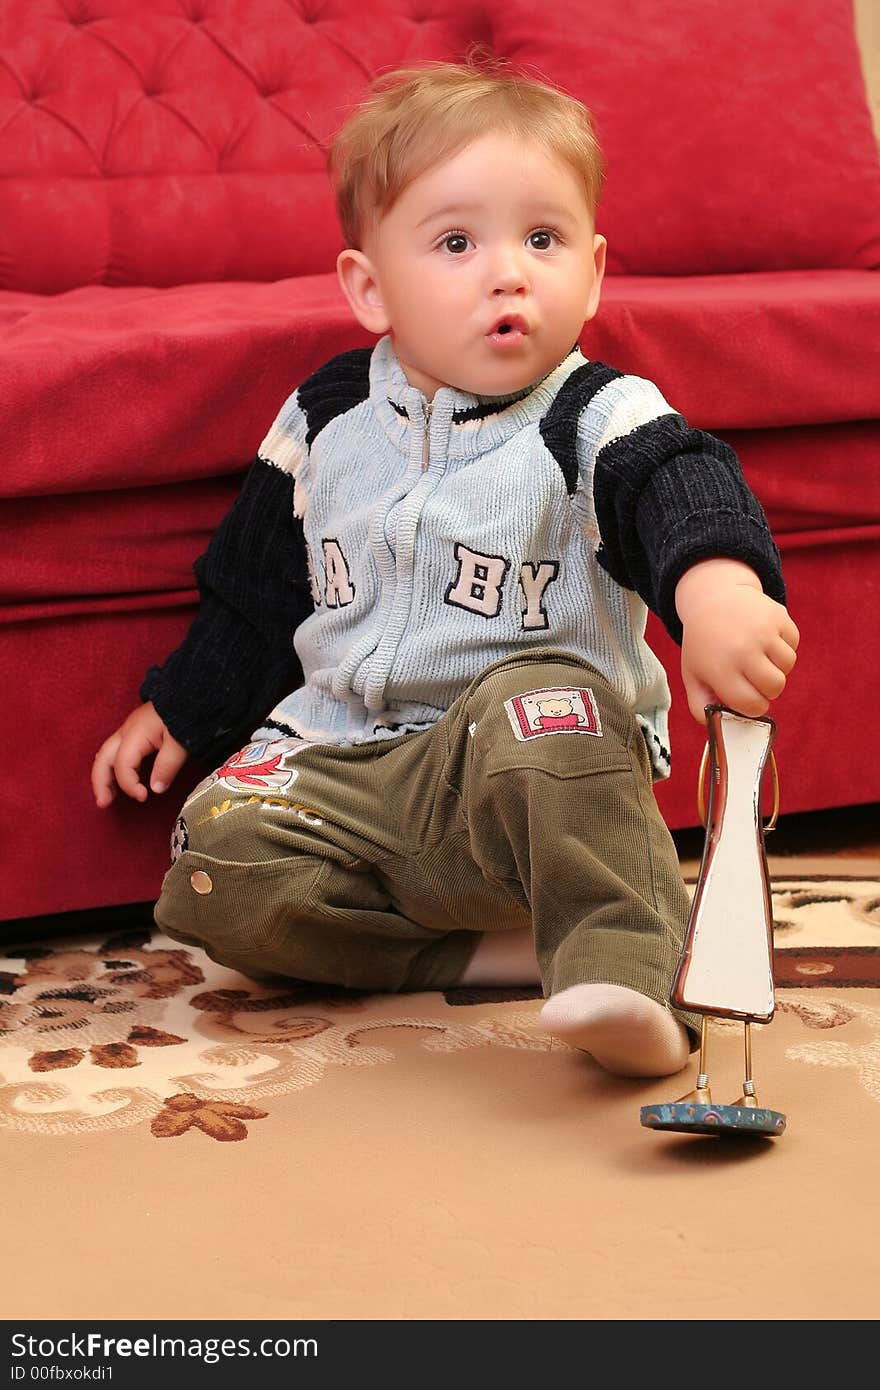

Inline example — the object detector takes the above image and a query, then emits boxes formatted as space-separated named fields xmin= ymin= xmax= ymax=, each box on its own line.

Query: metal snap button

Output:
xmin=190 ymin=870 xmax=213 ymax=895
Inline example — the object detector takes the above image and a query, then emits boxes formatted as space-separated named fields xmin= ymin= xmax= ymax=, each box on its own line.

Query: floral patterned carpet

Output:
xmin=2 ymin=873 xmax=878 ymax=1142
xmin=3 ymin=868 xmax=879 ymax=1320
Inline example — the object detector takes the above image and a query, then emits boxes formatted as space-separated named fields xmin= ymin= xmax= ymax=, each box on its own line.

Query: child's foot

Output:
xmin=539 ymin=983 xmax=689 ymax=1077
xmin=454 ymin=927 xmax=541 ymax=987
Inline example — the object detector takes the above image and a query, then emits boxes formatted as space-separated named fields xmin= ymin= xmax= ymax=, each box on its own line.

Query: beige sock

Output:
xmin=539 ymin=982 xmax=689 ymax=1078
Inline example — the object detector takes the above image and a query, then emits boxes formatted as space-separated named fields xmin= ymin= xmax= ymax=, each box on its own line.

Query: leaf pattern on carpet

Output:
xmin=152 ymin=1093 xmax=270 ymax=1141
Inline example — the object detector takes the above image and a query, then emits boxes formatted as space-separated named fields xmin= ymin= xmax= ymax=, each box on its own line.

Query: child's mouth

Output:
xmin=487 ymin=315 xmax=529 ymax=347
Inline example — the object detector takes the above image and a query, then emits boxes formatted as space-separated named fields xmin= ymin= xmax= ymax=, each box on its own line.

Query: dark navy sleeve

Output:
xmin=140 ymin=456 xmax=313 ymax=766
xmin=593 ymin=413 xmax=786 ymax=645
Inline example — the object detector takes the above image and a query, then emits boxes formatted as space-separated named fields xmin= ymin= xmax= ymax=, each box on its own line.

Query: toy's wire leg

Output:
xmin=735 ymin=1021 xmax=760 ymax=1108
xmin=676 ymin=1016 xmax=713 ymax=1105
xmin=696 ymin=1017 xmax=711 ymax=1099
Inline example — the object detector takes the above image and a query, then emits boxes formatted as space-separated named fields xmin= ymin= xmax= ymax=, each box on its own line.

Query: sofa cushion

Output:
xmin=2 ymin=0 xmax=878 ymax=292
xmin=498 ymin=0 xmax=880 ymax=275
xmin=0 ymin=0 xmax=496 ymax=293
xmin=588 ymin=269 xmax=880 ymax=429
xmin=0 ymin=275 xmax=366 ymax=497
xmin=2 ymin=268 xmax=878 ymax=501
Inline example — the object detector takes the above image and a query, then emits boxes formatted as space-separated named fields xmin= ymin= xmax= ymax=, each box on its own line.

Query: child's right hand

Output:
xmin=91 ymin=702 xmax=188 ymax=809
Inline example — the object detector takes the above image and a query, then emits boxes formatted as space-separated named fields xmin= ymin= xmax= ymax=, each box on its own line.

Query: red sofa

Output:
xmin=3 ymin=0 xmax=879 ymax=924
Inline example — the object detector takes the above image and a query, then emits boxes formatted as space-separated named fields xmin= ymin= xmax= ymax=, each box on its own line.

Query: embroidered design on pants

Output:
xmin=503 ymin=686 xmax=603 ymax=741
xmin=215 ymin=739 xmax=305 ymax=792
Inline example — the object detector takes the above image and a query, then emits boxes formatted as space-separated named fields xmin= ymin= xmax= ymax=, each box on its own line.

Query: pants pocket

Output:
xmin=155 ymin=849 xmax=326 ymax=956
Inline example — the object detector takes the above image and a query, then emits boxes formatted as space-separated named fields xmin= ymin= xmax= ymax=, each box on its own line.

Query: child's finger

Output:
xmin=743 ymin=653 xmax=788 ymax=703
xmin=92 ymin=733 xmax=122 ymax=808
xmin=112 ymin=730 xmax=153 ymax=802
xmin=706 ymin=669 xmax=771 ymax=719
xmin=767 ymin=632 xmax=798 ymax=675
xmin=780 ymin=612 xmax=800 ymax=651
xmin=682 ymin=673 xmax=716 ymax=724
xmin=150 ymin=739 xmax=187 ymax=793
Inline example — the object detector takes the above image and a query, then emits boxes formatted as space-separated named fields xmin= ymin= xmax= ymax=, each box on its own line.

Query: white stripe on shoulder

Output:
xmin=257 ymin=389 xmax=308 ymax=478
xmin=577 ymin=374 xmax=677 ymax=467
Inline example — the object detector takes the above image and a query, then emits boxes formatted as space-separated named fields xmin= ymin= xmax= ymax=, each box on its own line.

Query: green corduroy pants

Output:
xmin=155 ymin=648 xmax=701 ymax=1048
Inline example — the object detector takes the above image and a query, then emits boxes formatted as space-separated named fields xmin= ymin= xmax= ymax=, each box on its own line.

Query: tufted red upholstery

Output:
xmin=2 ymin=0 xmax=879 ymax=922
xmin=2 ymin=0 xmax=879 ymax=292
xmin=0 ymin=0 xmax=495 ymax=291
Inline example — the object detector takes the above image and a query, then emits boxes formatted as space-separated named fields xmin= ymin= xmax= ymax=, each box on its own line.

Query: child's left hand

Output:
xmin=675 ymin=558 xmax=800 ymax=723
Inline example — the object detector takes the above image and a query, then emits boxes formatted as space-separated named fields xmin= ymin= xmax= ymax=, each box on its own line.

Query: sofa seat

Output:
xmin=4 ymin=269 xmax=879 ymax=503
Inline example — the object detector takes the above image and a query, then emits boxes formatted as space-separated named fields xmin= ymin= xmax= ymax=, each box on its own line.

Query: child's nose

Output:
xmin=489 ymin=247 xmax=529 ymax=295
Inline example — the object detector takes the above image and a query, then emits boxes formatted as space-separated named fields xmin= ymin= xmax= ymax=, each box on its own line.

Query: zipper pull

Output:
xmin=421 ymin=401 xmax=432 ymax=472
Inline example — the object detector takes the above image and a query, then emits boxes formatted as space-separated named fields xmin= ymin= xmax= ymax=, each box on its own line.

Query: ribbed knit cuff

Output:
xmin=651 ymin=510 xmax=786 ymax=645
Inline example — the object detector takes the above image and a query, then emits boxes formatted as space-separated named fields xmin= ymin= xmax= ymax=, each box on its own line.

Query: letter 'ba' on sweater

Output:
xmin=142 ymin=337 xmax=784 ymax=777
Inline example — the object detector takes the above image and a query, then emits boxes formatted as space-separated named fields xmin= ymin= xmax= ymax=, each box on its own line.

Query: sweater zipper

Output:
xmin=421 ymin=401 xmax=432 ymax=471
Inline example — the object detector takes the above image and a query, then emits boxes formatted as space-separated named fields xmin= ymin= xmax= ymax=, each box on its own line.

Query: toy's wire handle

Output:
xmin=697 ymin=730 xmax=780 ymax=833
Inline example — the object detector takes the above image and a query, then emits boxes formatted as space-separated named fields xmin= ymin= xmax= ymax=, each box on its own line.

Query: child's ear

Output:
xmin=336 ymin=249 xmax=391 ymax=334
xmin=583 ymin=233 xmax=607 ymax=323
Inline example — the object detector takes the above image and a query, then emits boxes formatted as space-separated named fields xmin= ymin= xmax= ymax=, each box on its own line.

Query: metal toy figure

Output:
xmin=640 ymin=705 xmax=786 ymax=1137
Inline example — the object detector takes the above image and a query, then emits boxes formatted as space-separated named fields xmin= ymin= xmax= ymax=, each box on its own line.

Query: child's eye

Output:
xmin=439 ymin=232 xmax=471 ymax=254
xmin=527 ymin=229 xmax=558 ymax=251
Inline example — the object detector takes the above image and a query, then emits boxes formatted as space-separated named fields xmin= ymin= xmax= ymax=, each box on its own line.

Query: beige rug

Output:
xmin=2 ymin=863 xmax=879 ymax=1321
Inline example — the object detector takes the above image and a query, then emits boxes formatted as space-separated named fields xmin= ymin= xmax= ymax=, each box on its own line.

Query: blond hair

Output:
xmin=328 ymin=57 xmax=604 ymax=248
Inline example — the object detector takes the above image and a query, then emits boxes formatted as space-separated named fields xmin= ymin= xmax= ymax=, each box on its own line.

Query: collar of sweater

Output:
xmin=370 ymin=335 xmax=587 ymax=461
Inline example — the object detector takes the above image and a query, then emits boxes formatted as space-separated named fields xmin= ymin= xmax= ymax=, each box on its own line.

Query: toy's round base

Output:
xmin=640 ymin=1101 xmax=786 ymax=1137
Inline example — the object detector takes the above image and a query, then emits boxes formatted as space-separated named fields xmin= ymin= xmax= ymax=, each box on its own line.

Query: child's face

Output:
xmin=337 ymin=131 xmax=606 ymax=399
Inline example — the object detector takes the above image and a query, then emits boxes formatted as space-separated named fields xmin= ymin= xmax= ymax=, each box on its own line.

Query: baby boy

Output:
xmin=93 ymin=61 xmax=798 ymax=1079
